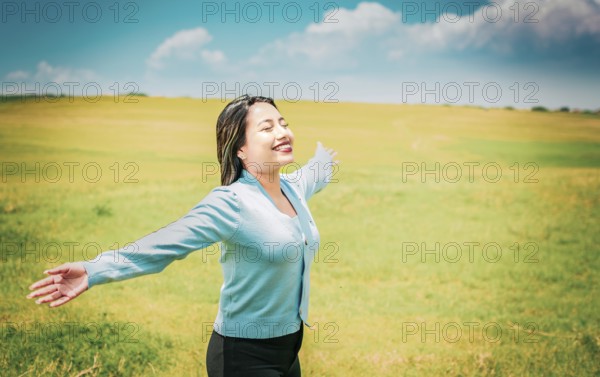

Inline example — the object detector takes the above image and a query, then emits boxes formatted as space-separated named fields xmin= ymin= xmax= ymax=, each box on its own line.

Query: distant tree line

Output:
xmin=531 ymin=106 xmax=600 ymax=115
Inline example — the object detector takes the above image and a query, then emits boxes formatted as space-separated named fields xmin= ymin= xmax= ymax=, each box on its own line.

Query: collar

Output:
xmin=238 ymin=168 xmax=254 ymax=184
xmin=238 ymin=168 xmax=303 ymax=217
xmin=239 ymin=168 xmax=314 ymax=248
xmin=238 ymin=168 xmax=284 ymax=187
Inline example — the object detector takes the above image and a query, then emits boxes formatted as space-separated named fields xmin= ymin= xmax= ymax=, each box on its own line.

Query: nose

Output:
xmin=275 ymin=124 xmax=289 ymax=138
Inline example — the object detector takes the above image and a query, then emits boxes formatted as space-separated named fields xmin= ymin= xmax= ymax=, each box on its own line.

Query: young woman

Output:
xmin=26 ymin=95 xmax=338 ymax=377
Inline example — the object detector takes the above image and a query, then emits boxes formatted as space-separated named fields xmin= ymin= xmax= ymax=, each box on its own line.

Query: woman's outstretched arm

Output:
xmin=286 ymin=141 xmax=339 ymax=201
xmin=26 ymin=187 xmax=240 ymax=308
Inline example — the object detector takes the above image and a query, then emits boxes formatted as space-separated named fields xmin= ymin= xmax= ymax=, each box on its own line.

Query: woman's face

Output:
xmin=239 ymin=102 xmax=295 ymax=175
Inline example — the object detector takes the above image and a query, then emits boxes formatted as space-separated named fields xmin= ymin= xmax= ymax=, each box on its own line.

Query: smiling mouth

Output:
xmin=273 ymin=142 xmax=292 ymax=151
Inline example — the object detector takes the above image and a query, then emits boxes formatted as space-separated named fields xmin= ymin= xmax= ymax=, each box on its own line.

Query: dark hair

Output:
xmin=216 ymin=94 xmax=277 ymax=186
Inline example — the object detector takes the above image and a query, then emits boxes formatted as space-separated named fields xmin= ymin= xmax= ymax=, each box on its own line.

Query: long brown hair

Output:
xmin=216 ymin=95 xmax=277 ymax=186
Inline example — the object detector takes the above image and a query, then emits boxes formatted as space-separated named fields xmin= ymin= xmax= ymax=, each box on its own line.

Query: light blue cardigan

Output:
xmin=82 ymin=143 xmax=334 ymax=339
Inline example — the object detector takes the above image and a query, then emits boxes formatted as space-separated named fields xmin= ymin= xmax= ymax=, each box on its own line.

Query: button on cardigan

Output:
xmin=82 ymin=144 xmax=334 ymax=339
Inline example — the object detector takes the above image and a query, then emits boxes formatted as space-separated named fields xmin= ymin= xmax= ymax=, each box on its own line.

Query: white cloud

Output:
xmin=246 ymin=0 xmax=600 ymax=69
xmin=386 ymin=0 xmax=600 ymax=58
xmin=249 ymin=2 xmax=398 ymax=67
xmin=5 ymin=70 xmax=29 ymax=80
xmin=306 ymin=2 xmax=398 ymax=35
xmin=4 ymin=61 xmax=98 ymax=84
xmin=33 ymin=61 xmax=98 ymax=83
xmin=220 ymin=0 xmax=599 ymax=108
xmin=534 ymin=0 xmax=600 ymax=40
xmin=1 ymin=61 xmax=104 ymax=95
xmin=147 ymin=27 xmax=219 ymax=69
xmin=200 ymin=49 xmax=227 ymax=65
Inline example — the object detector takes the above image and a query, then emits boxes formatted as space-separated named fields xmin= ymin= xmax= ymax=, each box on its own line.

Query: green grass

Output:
xmin=1 ymin=97 xmax=599 ymax=376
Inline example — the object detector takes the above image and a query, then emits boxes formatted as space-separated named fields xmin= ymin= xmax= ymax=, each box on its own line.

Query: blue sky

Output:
xmin=1 ymin=0 xmax=599 ymax=109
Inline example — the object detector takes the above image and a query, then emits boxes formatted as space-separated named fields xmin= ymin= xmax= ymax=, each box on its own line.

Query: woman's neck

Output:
xmin=245 ymin=164 xmax=282 ymax=196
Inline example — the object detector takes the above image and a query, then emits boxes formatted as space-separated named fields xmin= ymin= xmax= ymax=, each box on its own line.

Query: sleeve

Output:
xmin=284 ymin=141 xmax=335 ymax=201
xmin=81 ymin=187 xmax=240 ymax=289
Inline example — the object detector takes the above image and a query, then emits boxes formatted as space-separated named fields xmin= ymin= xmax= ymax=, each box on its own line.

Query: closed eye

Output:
xmin=262 ymin=123 xmax=289 ymax=131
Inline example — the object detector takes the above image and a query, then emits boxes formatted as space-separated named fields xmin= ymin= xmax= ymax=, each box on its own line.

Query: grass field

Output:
xmin=1 ymin=96 xmax=599 ymax=376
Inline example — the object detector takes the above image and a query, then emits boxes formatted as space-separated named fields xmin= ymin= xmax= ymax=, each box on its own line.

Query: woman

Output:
xmin=26 ymin=95 xmax=338 ymax=377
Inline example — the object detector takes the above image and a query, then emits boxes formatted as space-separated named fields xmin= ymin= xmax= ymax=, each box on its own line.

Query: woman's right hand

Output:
xmin=26 ymin=262 xmax=89 ymax=307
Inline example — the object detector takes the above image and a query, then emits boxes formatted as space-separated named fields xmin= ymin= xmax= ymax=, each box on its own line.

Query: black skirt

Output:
xmin=206 ymin=326 xmax=304 ymax=377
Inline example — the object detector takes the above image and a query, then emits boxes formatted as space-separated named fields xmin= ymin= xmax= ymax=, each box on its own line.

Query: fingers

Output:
xmin=26 ymin=284 xmax=57 ymax=300
xmin=49 ymin=295 xmax=72 ymax=308
xmin=28 ymin=264 xmax=71 ymax=291
xmin=28 ymin=275 xmax=57 ymax=291
xmin=323 ymin=146 xmax=338 ymax=162
xmin=33 ymin=291 xmax=72 ymax=308
xmin=44 ymin=264 xmax=70 ymax=275
xmin=35 ymin=290 xmax=62 ymax=305
xmin=317 ymin=141 xmax=338 ymax=157
xmin=28 ymin=285 xmax=84 ymax=306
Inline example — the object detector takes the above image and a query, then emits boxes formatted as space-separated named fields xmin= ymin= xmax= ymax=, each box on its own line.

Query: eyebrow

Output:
xmin=257 ymin=117 xmax=286 ymax=127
